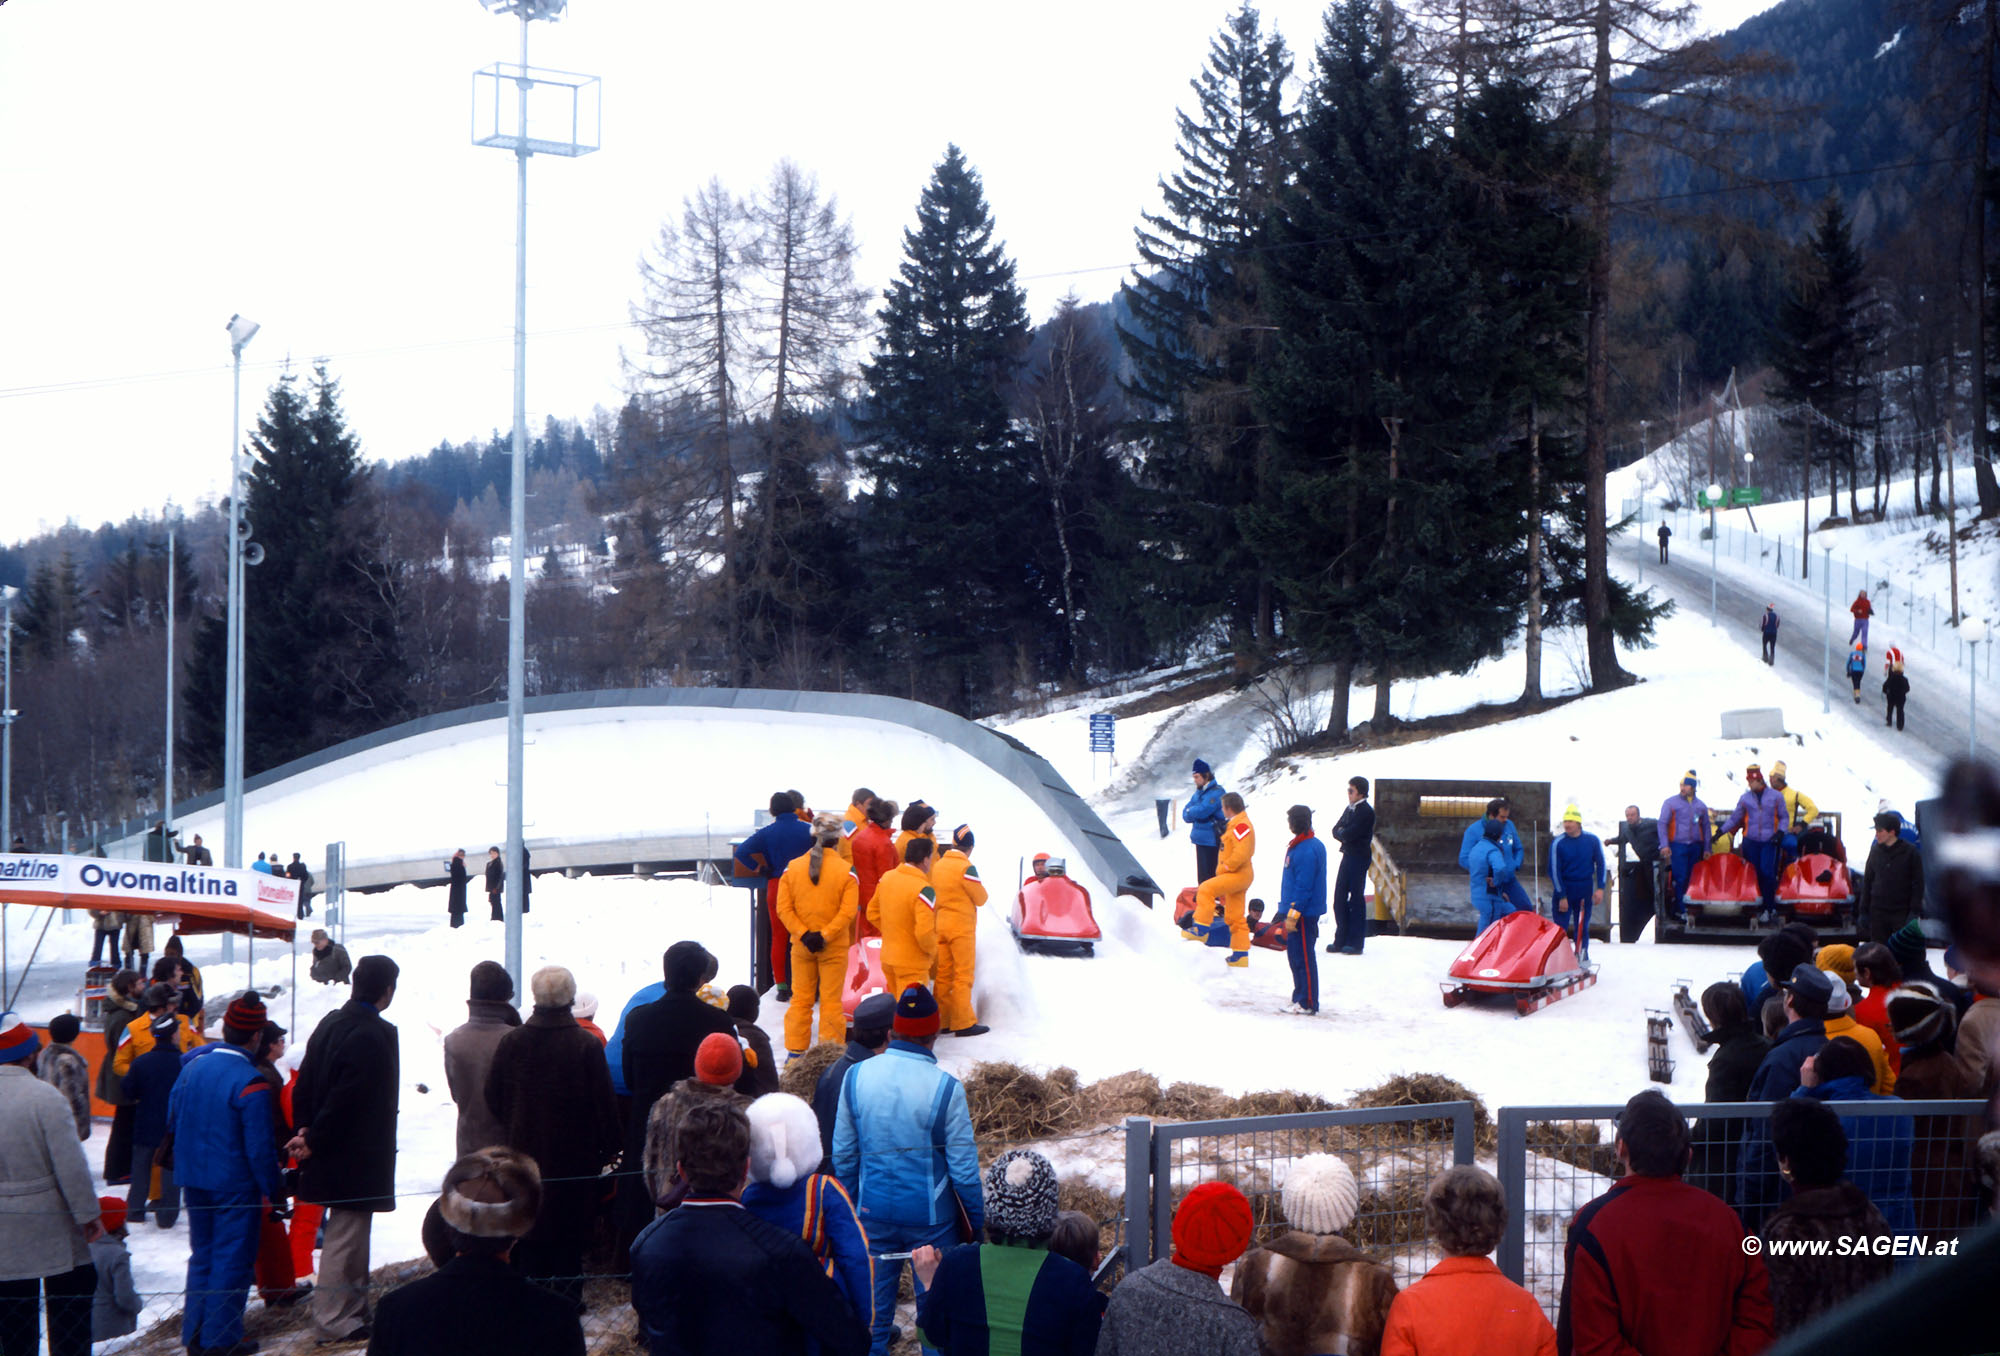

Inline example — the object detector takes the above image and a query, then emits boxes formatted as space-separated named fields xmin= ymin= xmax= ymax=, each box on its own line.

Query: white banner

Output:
xmin=0 ymin=853 xmax=298 ymax=914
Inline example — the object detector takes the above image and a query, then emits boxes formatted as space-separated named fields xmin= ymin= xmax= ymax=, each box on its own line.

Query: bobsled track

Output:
xmin=104 ymin=688 xmax=1161 ymax=906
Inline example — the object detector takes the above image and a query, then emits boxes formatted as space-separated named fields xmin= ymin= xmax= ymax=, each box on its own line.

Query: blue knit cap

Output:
xmin=1193 ymin=759 xmax=1213 ymax=778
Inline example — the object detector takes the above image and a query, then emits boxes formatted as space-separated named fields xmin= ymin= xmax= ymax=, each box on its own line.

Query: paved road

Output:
xmin=1630 ymin=537 xmax=2000 ymax=781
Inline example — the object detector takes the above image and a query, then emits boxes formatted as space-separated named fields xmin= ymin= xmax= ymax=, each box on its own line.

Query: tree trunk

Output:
xmin=711 ymin=256 xmax=740 ymax=684
xmin=1372 ymin=655 xmax=1393 ymax=723
xmin=1523 ymin=409 xmax=1545 ymax=704
xmin=1972 ymin=0 xmax=1997 ymax=517
xmin=1374 ymin=416 xmax=1401 ymax=724
xmin=1581 ymin=0 xmax=1628 ymax=689
xmin=1328 ymin=657 xmax=1352 ymax=742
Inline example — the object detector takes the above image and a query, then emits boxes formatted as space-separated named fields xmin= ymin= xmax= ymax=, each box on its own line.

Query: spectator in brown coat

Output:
xmin=486 ymin=966 xmax=621 ymax=1310
xmin=1886 ymin=981 xmax=1979 ymax=1235
xmin=643 ymin=1032 xmax=749 ymax=1211
xmin=442 ymin=962 xmax=520 ymax=1158
xmin=1232 ymin=1154 xmax=1398 ymax=1356
xmin=1762 ymin=1097 xmax=1892 ymax=1334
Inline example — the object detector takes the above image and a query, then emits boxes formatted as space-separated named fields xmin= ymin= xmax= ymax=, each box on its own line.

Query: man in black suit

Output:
xmin=1327 ymin=776 xmax=1377 ymax=955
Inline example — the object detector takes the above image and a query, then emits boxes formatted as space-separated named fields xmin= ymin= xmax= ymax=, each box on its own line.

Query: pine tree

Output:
xmin=15 ymin=551 xmax=87 ymax=662
xmin=1119 ymin=4 xmax=1293 ymax=666
xmin=859 ymin=145 xmax=1035 ymax=713
xmin=183 ymin=365 xmax=405 ymax=783
xmin=1771 ymin=195 xmax=1875 ymax=531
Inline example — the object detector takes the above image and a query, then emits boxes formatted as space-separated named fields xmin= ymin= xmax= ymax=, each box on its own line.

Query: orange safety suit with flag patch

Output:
xmin=775 ymin=849 xmax=860 ymax=1053
xmin=930 ymin=849 xmax=988 ymax=1032
xmin=1195 ymin=811 xmax=1256 ymax=951
xmin=893 ymin=829 xmax=937 ymax=863
xmin=867 ymin=862 xmax=939 ymax=999
xmin=837 ymin=801 xmax=867 ymax=864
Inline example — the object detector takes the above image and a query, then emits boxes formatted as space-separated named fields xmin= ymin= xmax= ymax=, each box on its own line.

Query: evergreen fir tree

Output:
xmin=859 ymin=145 xmax=1035 ymax=713
xmin=183 ymin=365 xmax=405 ymax=783
xmin=1771 ymin=195 xmax=1875 ymax=521
xmin=1119 ymin=3 xmax=1293 ymax=665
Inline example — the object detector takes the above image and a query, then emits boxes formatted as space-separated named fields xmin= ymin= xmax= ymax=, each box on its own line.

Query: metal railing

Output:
xmin=1122 ymin=1102 xmax=1479 ymax=1289
xmin=1496 ymin=1098 xmax=1991 ymax=1318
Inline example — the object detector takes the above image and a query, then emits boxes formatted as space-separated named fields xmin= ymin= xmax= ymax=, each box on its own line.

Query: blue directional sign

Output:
xmin=1088 ymin=713 xmax=1115 ymax=753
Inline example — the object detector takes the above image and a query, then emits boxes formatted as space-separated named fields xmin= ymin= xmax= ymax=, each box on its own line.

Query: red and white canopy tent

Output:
xmin=0 ymin=853 xmax=299 ymax=1025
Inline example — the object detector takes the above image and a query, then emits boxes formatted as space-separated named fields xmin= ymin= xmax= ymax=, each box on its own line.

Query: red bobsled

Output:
xmin=1778 ymin=853 xmax=1854 ymax=924
xmin=840 ymin=933 xmax=891 ymax=1017
xmin=1683 ymin=852 xmax=1762 ymax=918
xmin=1441 ymin=911 xmax=1598 ymax=1016
xmin=1013 ymin=866 xmax=1100 ymax=955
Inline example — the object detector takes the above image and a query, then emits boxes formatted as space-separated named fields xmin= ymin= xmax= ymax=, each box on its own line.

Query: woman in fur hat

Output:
xmin=1233 ymin=1154 xmax=1398 ymax=1356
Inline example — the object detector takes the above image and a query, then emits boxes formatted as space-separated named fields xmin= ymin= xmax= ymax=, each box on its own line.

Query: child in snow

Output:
xmin=1846 ymin=643 xmax=1867 ymax=702
xmin=1883 ymin=658 xmax=1910 ymax=731
xmin=90 ymin=1196 xmax=144 ymax=1343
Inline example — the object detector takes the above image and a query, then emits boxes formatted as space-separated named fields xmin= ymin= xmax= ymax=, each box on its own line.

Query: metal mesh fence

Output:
xmin=1497 ymin=1098 xmax=1991 ymax=1320
xmin=1132 ymin=1103 xmax=1479 ymax=1292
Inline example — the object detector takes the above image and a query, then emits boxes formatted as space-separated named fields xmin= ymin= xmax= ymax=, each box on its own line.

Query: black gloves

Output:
xmin=802 ymin=931 xmax=825 ymax=954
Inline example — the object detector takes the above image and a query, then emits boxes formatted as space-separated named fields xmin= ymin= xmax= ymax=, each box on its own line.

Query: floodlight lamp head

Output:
xmin=226 ymin=314 xmax=260 ymax=353
xmin=1963 ymin=617 xmax=1989 ymax=645
xmin=477 ymin=0 xmax=566 ymax=17
xmin=1706 ymin=483 xmax=1724 ymax=501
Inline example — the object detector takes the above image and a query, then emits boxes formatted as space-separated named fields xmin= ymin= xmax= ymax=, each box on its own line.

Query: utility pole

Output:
xmin=1944 ymin=423 xmax=1960 ymax=623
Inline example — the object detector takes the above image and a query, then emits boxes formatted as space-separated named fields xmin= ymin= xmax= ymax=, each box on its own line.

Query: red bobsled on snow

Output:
xmin=1778 ymin=853 xmax=1854 ymax=927
xmin=1013 ymin=859 xmax=1100 ymax=955
xmin=1683 ymin=852 xmax=1763 ymax=919
xmin=1441 ymin=911 xmax=1598 ymax=1016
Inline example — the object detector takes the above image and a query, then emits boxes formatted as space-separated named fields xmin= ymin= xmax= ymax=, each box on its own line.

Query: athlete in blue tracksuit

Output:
xmin=1657 ymin=774 xmax=1712 ymax=918
xmin=1466 ymin=821 xmax=1518 ymax=936
xmin=166 ymin=1013 xmax=285 ymax=1355
xmin=1272 ymin=806 xmax=1327 ymax=1014
xmin=1549 ymin=811 xmax=1606 ymax=960
xmin=1719 ymin=765 xmax=1790 ymax=920
xmin=1458 ymin=802 xmax=1532 ymax=912
xmin=1182 ymin=761 xmax=1227 ymax=885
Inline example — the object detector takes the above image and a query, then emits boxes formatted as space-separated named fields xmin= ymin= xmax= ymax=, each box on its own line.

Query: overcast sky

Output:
xmin=0 ymin=0 xmax=1773 ymax=546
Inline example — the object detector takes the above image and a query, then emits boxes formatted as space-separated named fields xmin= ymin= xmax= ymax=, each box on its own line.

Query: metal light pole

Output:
xmin=473 ymin=0 xmax=598 ymax=998
xmin=1707 ymin=482 xmax=1723 ymax=628
xmin=223 ymin=314 xmax=259 ymax=874
xmin=164 ymin=530 xmax=175 ymax=848
xmin=1 ymin=585 xmax=16 ymax=853
xmin=1965 ymin=618 xmax=1989 ymax=761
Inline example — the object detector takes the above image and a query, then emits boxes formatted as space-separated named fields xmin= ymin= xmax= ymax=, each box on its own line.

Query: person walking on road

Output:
xmin=291 ymin=954 xmax=401 ymax=1344
xmin=1657 ymin=522 xmax=1671 ymax=563
xmin=484 ymin=847 xmax=504 ymax=922
xmin=1184 ymin=760 xmax=1227 ymax=887
xmin=1850 ymin=590 xmax=1872 ymax=646
xmin=1760 ymin=604 xmax=1780 ymax=665
xmin=1272 ymin=805 xmax=1327 ymax=1015
xmin=1883 ymin=658 xmax=1910 ymax=732
xmin=445 ymin=850 xmax=471 ymax=929
xmin=1327 ymin=777 xmax=1375 ymax=956
xmin=1846 ymin=642 xmax=1867 ymax=702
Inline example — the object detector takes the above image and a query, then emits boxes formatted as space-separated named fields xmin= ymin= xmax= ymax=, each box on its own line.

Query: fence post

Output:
xmin=1497 ymin=1107 xmax=1527 ymax=1284
xmin=1452 ymin=1102 xmax=1475 ymax=1167
xmin=1123 ymin=1117 xmax=1152 ymax=1272
xmin=1151 ymin=1121 xmax=1176 ymax=1267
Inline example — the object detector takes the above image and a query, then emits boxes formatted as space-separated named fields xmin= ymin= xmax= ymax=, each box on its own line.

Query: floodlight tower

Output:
xmin=473 ymin=0 xmax=600 ymax=999
xmin=223 ymin=314 xmax=259 ymax=965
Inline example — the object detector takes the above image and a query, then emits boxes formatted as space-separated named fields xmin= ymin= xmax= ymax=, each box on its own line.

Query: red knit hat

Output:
xmin=1172 ymin=1181 xmax=1254 ymax=1276
xmin=694 ymin=1032 xmax=743 ymax=1086
xmin=224 ymin=992 xmax=268 ymax=1037
xmin=97 ymin=1196 xmax=128 ymax=1236
xmin=892 ymin=985 xmax=941 ymax=1039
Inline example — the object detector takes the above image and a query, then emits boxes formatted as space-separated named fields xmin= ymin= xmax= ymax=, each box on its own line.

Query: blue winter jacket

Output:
xmin=1458 ymin=818 xmax=1523 ymax=873
xmin=1721 ymin=787 xmax=1789 ymax=845
xmin=1466 ymin=838 xmax=1515 ymax=909
xmin=124 ymin=1042 xmax=182 ymax=1146
xmin=604 ymin=980 xmax=666 ymax=1097
xmin=1276 ymin=835 xmax=1328 ymax=920
xmin=1182 ymin=782 xmax=1227 ymax=847
xmin=1794 ymin=1077 xmax=1916 ymax=1237
xmin=833 ymin=1040 xmax=984 ymax=1237
xmin=1549 ymin=830 xmax=1606 ymax=891
xmin=166 ymin=1043 xmax=283 ymax=1200
xmin=1846 ymin=650 xmax=1867 ymax=679
xmin=741 ymin=1172 xmax=875 ymax=1333
xmin=1741 ymin=960 xmax=1772 ymax=1014
xmin=1737 ymin=1018 xmax=1829 ymax=1219
xmin=734 ymin=816 xmax=813 ymax=882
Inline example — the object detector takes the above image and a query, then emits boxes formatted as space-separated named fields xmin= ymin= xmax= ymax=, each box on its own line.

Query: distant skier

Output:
xmin=1182 ymin=760 xmax=1227 ymax=886
xmin=1846 ymin=642 xmax=1867 ymax=703
xmin=1326 ymin=776 xmax=1375 ymax=956
xmin=1849 ymin=590 xmax=1872 ymax=646
xmin=1719 ymin=764 xmax=1789 ymax=922
xmin=1883 ymin=657 xmax=1909 ymax=732
xmin=1657 ymin=522 xmax=1672 ymax=563
xmin=1759 ymin=605 xmax=1779 ymax=665
xmin=1548 ymin=805 xmax=1606 ymax=963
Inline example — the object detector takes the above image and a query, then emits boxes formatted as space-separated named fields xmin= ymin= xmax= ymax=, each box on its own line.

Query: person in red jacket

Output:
xmin=849 ymin=798 xmax=901 ymax=942
xmin=1557 ymin=1089 xmax=1773 ymax=1356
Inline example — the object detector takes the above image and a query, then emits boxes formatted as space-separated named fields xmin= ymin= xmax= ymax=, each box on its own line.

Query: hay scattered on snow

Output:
xmin=778 ymin=1040 xmax=847 ymax=1101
